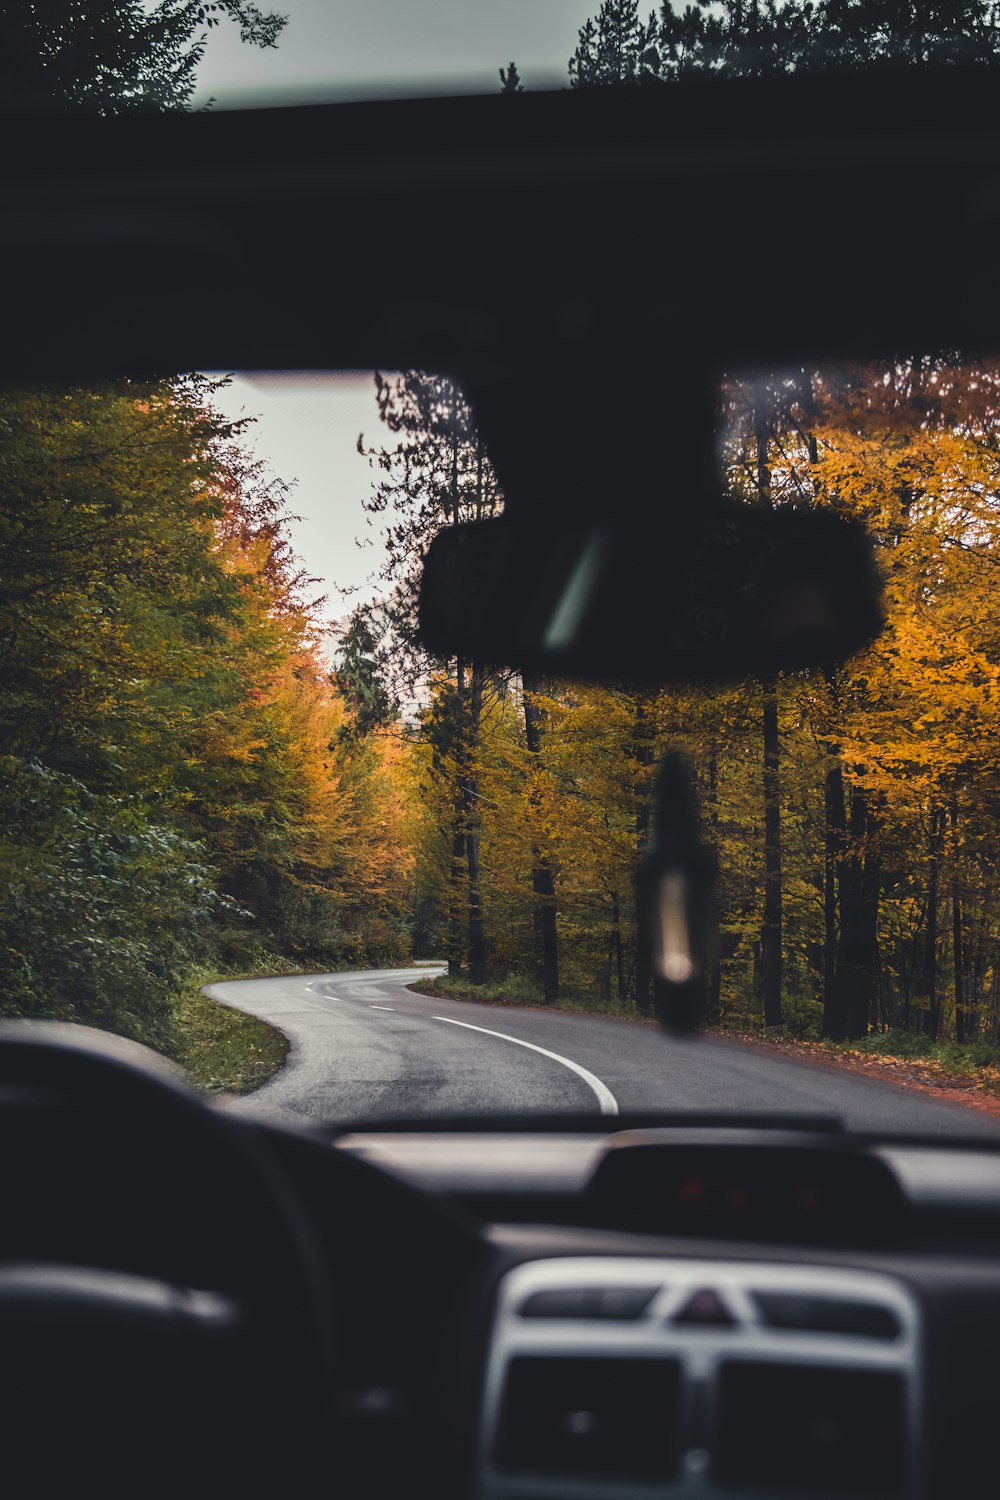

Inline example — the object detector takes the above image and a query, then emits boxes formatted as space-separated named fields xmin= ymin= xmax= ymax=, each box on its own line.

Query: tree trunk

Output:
xmin=856 ymin=796 xmax=883 ymax=1037
xmin=968 ymin=882 xmax=991 ymax=1040
xmin=822 ymin=757 xmax=844 ymax=1038
xmin=829 ymin=782 xmax=882 ymax=1041
xmin=706 ymin=745 xmax=722 ymax=1025
xmin=633 ymin=697 xmax=655 ymax=1015
xmin=611 ymin=891 xmax=626 ymax=1007
xmin=759 ymin=681 xmax=783 ymax=1028
xmin=954 ymin=882 xmax=966 ymax=1043
xmin=951 ymin=802 xmax=965 ymax=1043
xmin=754 ymin=412 xmax=783 ymax=1030
xmin=447 ymin=812 xmax=466 ymax=974
xmin=918 ymin=807 xmax=943 ymax=1041
xmin=522 ymin=672 xmax=558 ymax=1000
xmin=463 ymin=662 xmax=488 ymax=984
xmin=446 ymin=655 xmax=467 ymax=974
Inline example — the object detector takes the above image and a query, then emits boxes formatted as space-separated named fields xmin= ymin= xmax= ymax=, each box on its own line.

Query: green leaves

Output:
xmin=0 ymin=373 xmax=415 ymax=1043
xmin=0 ymin=757 xmax=226 ymax=1039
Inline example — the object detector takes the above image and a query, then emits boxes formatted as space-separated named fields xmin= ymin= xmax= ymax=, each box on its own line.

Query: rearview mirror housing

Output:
xmin=418 ymin=506 xmax=882 ymax=685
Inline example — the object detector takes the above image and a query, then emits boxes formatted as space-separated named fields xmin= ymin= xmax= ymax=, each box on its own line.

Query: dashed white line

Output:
xmin=431 ymin=1015 xmax=619 ymax=1116
xmin=369 ymin=1005 xmax=395 ymax=1011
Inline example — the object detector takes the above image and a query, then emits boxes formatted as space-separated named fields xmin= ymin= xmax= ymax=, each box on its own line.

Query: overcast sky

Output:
xmin=196 ymin=3 xmax=599 ymax=644
xmin=206 ymin=372 xmax=388 ymax=628
xmin=192 ymin=0 xmax=597 ymax=109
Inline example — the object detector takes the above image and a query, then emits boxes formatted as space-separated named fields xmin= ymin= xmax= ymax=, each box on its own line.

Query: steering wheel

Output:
xmin=0 ymin=1022 xmax=337 ymax=1497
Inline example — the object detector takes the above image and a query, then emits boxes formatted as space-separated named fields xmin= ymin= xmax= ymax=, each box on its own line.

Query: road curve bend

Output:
xmin=206 ymin=967 xmax=1000 ymax=1137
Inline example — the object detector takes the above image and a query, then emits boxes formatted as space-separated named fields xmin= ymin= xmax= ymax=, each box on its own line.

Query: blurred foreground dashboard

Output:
xmin=254 ymin=1117 xmax=1000 ymax=1500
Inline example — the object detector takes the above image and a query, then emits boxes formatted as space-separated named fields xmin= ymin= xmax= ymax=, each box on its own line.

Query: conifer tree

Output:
xmin=359 ymin=372 xmax=504 ymax=982
xmin=569 ymin=0 xmax=1000 ymax=86
xmin=498 ymin=60 xmax=523 ymax=92
xmin=333 ymin=609 xmax=399 ymax=741
xmin=569 ymin=1 xmax=660 ymax=86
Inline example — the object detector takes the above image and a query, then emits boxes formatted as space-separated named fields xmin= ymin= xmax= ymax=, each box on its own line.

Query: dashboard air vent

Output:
xmin=494 ymin=1354 xmax=680 ymax=1481
xmin=715 ymin=1360 xmax=907 ymax=1497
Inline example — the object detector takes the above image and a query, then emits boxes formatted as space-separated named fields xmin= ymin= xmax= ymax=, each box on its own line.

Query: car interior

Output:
xmin=5 ymin=60 xmax=1000 ymax=1500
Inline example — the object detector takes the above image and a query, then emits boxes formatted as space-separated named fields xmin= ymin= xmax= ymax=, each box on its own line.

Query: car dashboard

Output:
xmin=238 ymin=1113 xmax=1000 ymax=1500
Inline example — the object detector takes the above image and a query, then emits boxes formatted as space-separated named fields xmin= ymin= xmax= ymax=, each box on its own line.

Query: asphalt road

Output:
xmin=206 ymin=967 xmax=1000 ymax=1137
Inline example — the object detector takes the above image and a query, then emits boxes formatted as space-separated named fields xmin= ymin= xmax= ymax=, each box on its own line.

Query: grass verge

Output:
xmin=846 ymin=1028 xmax=1000 ymax=1071
xmin=169 ymin=954 xmax=436 ymax=1095
xmin=822 ymin=1030 xmax=1000 ymax=1097
xmin=162 ymin=958 xmax=1000 ymax=1113
xmin=408 ymin=972 xmax=654 ymax=1021
xmin=160 ymin=967 xmax=289 ymax=1095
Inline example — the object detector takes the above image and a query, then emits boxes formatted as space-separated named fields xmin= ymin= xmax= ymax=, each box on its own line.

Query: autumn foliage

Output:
xmin=362 ymin=359 xmax=1000 ymax=1046
xmin=7 ymin=358 xmax=1000 ymax=1055
xmin=0 ymin=378 xmax=413 ymax=1042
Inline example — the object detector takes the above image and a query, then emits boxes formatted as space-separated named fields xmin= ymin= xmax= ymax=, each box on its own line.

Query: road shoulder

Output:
xmin=408 ymin=978 xmax=1000 ymax=1121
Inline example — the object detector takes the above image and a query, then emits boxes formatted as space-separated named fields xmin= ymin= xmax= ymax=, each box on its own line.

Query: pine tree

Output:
xmin=333 ymin=609 xmax=399 ymax=740
xmin=498 ymin=60 xmax=523 ymax=92
xmin=570 ymin=0 xmax=1000 ymax=86
xmin=359 ymin=372 xmax=504 ymax=982
xmin=569 ymin=1 xmax=660 ymax=87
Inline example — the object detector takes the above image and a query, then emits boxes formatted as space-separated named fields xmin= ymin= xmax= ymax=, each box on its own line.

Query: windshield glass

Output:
xmin=4 ymin=362 xmax=1000 ymax=1138
xmin=6 ymin=4 xmax=1000 ymax=1137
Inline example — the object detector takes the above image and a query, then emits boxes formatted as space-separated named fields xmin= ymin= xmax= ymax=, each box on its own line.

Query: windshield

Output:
xmin=5 ymin=4 xmax=1000 ymax=1139
xmin=4 ymin=361 xmax=1000 ymax=1138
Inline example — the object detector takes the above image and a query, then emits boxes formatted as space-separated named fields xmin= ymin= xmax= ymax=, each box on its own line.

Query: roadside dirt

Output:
xmin=716 ymin=1030 xmax=1000 ymax=1120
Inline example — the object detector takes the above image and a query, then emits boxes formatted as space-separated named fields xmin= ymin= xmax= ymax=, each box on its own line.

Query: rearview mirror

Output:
xmin=418 ymin=505 xmax=882 ymax=684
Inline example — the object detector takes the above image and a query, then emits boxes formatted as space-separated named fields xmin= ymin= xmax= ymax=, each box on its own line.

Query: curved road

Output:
xmin=206 ymin=967 xmax=1000 ymax=1137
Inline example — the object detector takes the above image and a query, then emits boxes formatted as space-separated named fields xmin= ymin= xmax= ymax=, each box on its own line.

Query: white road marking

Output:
xmin=369 ymin=1005 xmax=395 ymax=1011
xmin=431 ymin=1016 xmax=619 ymax=1116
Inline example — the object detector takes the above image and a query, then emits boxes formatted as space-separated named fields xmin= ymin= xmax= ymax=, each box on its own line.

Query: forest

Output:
xmin=353 ymin=361 xmax=1000 ymax=1047
xmin=6 ymin=1 xmax=1000 ymax=1057
xmin=0 ymin=377 xmax=414 ymax=1053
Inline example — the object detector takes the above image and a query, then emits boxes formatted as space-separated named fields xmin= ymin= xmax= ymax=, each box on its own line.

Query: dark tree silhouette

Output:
xmin=0 ymin=0 xmax=285 ymax=113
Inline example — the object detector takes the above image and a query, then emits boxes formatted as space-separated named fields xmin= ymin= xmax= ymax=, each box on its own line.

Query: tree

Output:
xmin=333 ymin=608 xmax=399 ymax=740
xmin=498 ymin=60 xmax=523 ymax=92
xmin=723 ymin=359 xmax=1000 ymax=1039
xmin=569 ymin=0 xmax=1000 ymax=87
xmin=522 ymin=674 xmax=559 ymax=999
xmin=0 ymin=757 xmax=227 ymax=1039
xmin=0 ymin=4 xmax=433 ymax=1037
xmin=0 ymin=1 xmax=286 ymax=114
xmin=569 ymin=1 xmax=660 ymax=87
xmin=359 ymin=372 xmax=505 ymax=981
xmin=0 ymin=372 xmax=416 ymax=1039
xmin=751 ymin=405 xmax=784 ymax=1030
xmin=371 ymin=352 xmax=1000 ymax=1036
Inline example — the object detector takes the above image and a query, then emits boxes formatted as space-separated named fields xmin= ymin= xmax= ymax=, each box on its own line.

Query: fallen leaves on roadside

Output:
xmin=719 ymin=1032 xmax=1000 ymax=1119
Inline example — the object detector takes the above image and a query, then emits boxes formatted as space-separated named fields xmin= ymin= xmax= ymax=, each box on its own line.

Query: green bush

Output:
xmin=778 ymin=993 xmax=824 ymax=1041
xmin=0 ymin=760 xmax=232 ymax=1045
